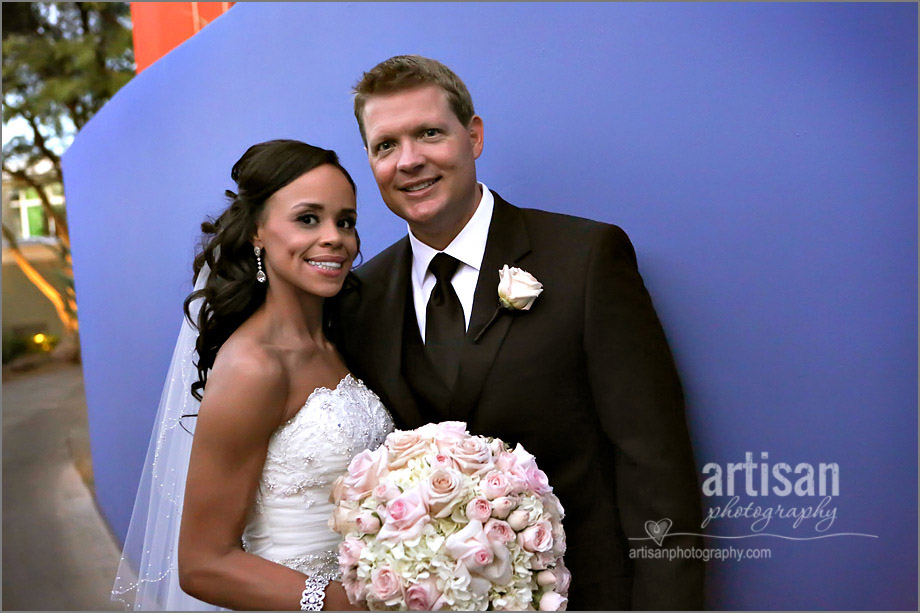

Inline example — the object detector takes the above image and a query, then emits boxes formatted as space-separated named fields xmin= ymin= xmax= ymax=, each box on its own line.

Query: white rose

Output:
xmin=498 ymin=265 xmax=543 ymax=310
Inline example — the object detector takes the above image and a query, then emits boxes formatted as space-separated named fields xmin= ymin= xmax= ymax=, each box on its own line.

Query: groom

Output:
xmin=336 ymin=55 xmax=704 ymax=610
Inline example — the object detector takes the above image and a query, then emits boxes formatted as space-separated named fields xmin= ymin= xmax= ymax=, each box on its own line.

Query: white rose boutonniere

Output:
xmin=474 ymin=265 xmax=543 ymax=343
xmin=497 ymin=265 xmax=543 ymax=311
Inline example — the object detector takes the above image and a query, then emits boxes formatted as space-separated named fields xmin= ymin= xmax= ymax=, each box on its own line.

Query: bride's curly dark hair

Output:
xmin=183 ymin=139 xmax=360 ymax=401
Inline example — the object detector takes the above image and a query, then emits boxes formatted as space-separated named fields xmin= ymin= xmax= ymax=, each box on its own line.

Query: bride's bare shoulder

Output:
xmin=199 ymin=334 xmax=289 ymax=426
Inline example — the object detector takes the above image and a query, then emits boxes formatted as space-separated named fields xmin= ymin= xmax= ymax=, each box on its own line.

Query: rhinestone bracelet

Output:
xmin=299 ymin=575 xmax=329 ymax=611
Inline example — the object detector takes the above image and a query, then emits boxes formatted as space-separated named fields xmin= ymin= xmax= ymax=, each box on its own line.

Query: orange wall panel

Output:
xmin=130 ymin=2 xmax=233 ymax=73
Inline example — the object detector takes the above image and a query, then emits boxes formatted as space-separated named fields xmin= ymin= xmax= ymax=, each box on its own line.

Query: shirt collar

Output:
xmin=409 ymin=183 xmax=494 ymax=283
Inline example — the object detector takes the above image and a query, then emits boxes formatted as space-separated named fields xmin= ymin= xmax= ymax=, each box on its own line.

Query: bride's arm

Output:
xmin=177 ymin=348 xmax=359 ymax=611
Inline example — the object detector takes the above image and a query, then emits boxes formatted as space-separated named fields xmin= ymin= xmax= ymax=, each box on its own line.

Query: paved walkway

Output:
xmin=2 ymin=362 xmax=123 ymax=611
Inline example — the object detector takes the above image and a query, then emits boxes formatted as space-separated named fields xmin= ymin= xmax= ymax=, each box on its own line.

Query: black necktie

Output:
xmin=425 ymin=253 xmax=465 ymax=389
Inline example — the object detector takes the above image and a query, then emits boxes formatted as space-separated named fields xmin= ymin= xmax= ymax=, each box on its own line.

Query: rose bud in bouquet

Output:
xmin=490 ymin=495 xmax=519 ymax=520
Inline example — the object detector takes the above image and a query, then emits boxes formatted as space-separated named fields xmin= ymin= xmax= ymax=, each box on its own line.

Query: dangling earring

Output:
xmin=254 ymin=245 xmax=267 ymax=283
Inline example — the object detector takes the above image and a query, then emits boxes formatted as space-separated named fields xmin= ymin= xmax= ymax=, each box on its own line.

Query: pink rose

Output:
xmin=482 ymin=469 xmax=512 ymax=499
xmin=329 ymin=501 xmax=360 ymax=534
xmin=343 ymin=449 xmax=387 ymax=499
xmin=505 ymin=466 xmax=531 ymax=494
xmin=355 ymin=510 xmax=381 ymax=535
xmin=531 ymin=552 xmax=550 ymax=570
xmin=342 ymin=571 xmax=367 ymax=603
xmin=520 ymin=520 xmax=554 ymax=553
xmin=525 ymin=466 xmax=551 ymax=495
xmin=447 ymin=437 xmax=494 ymax=476
xmin=484 ymin=518 xmax=516 ymax=545
xmin=532 ymin=552 xmax=561 ymax=571
xmin=466 ymin=497 xmax=493 ymax=522
xmin=554 ymin=564 xmax=572 ymax=594
xmin=385 ymin=431 xmax=432 ymax=468
xmin=551 ymin=519 xmax=567 ymax=555
xmin=330 ymin=475 xmax=348 ymax=503
xmin=479 ymin=538 xmax=513 ymax=584
xmin=338 ymin=537 xmax=365 ymax=568
xmin=405 ymin=578 xmax=444 ymax=611
xmin=445 ymin=520 xmax=494 ymax=571
xmin=543 ymin=492 xmax=565 ymax=519
xmin=448 ymin=562 xmax=492 ymax=599
xmin=370 ymin=567 xmax=402 ymax=602
xmin=507 ymin=508 xmax=531 ymax=531
xmin=536 ymin=570 xmax=557 ymax=587
xmin=506 ymin=444 xmax=538 ymax=492
xmin=539 ymin=590 xmax=568 ymax=611
xmin=512 ymin=443 xmax=537 ymax=466
xmin=430 ymin=453 xmax=458 ymax=470
xmin=490 ymin=495 xmax=519 ymax=520
xmin=436 ymin=421 xmax=468 ymax=442
xmin=495 ymin=451 xmax=517 ymax=473
xmin=420 ymin=467 xmax=466 ymax=518
xmin=507 ymin=467 xmax=535 ymax=494
xmin=337 ymin=488 xmax=362 ymax=504
xmin=472 ymin=545 xmax=494 ymax=567
xmin=489 ymin=437 xmax=507 ymax=457
xmin=506 ymin=473 xmax=529 ymax=494
xmin=415 ymin=423 xmax=440 ymax=438
xmin=377 ymin=489 xmax=429 ymax=542
xmin=373 ymin=481 xmax=401 ymax=502
xmin=438 ymin=421 xmax=467 ymax=435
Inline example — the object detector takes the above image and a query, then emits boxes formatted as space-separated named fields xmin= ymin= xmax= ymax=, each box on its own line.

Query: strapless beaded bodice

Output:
xmin=241 ymin=375 xmax=393 ymax=579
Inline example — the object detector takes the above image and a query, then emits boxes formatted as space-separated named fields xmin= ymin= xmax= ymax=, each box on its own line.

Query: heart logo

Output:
xmin=644 ymin=518 xmax=673 ymax=546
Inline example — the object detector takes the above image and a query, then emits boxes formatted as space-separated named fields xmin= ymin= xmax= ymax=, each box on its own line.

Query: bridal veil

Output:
xmin=111 ymin=264 xmax=221 ymax=610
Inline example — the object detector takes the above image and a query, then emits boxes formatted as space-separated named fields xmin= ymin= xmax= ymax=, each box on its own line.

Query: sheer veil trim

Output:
xmin=112 ymin=263 xmax=222 ymax=610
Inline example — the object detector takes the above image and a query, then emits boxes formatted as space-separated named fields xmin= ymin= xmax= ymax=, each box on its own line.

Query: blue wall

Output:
xmin=63 ymin=3 xmax=917 ymax=609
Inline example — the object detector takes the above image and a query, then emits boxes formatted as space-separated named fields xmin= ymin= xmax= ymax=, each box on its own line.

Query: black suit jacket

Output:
xmin=336 ymin=193 xmax=704 ymax=610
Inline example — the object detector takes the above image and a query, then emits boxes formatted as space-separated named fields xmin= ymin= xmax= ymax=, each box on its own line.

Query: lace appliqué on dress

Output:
xmin=276 ymin=550 xmax=340 ymax=581
xmin=255 ymin=375 xmax=391 ymax=504
xmin=241 ymin=375 xmax=393 ymax=579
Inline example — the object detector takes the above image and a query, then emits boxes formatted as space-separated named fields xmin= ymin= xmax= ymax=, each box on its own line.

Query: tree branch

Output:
xmin=64 ymin=100 xmax=86 ymax=131
xmin=2 ymin=223 xmax=78 ymax=333
xmin=4 ymin=101 xmax=65 ymax=183
xmin=77 ymin=2 xmax=92 ymax=36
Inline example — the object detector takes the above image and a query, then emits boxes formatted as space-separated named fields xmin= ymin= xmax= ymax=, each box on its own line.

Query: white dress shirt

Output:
xmin=408 ymin=183 xmax=494 ymax=342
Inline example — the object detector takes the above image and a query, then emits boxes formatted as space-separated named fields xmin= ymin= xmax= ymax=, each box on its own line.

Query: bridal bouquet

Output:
xmin=329 ymin=422 xmax=569 ymax=611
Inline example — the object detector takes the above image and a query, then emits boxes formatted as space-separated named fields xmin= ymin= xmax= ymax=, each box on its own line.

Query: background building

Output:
xmin=2 ymin=161 xmax=69 ymax=361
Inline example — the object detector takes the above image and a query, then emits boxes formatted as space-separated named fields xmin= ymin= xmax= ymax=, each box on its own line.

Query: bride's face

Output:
xmin=254 ymin=164 xmax=358 ymax=298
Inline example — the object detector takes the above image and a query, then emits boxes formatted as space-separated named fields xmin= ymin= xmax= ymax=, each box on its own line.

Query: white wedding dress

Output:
xmin=113 ymin=263 xmax=394 ymax=610
xmin=115 ymin=372 xmax=393 ymax=610
xmin=241 ymin=374 xmax=393 ymax=580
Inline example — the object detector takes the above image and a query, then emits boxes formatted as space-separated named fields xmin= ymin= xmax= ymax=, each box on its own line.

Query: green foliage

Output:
xmin=2 ymin=2 xmax=135 ymax=169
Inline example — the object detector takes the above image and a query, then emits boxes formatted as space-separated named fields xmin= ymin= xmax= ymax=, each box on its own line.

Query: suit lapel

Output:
xmin=368 ymin=238 xmax=424 ymax=429
xmin=450 ymin=194 xmax=531 ymax=420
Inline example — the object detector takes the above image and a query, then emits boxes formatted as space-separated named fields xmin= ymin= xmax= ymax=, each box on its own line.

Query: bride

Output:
xmin=112 ymin=140 xmax=393 ymax=610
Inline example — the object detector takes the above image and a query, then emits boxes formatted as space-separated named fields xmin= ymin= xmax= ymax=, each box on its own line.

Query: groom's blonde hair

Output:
xmin=352 ymin=55 xmax=475 ymax=146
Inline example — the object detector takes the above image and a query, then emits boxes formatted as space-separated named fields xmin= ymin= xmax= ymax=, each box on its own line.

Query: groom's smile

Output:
xmin=399 ymin=176 xmax=441 ymax=194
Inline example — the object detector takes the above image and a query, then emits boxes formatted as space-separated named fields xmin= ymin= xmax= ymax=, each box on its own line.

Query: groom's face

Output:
xmin=362 ymin=84 xmax=483 ymax=249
